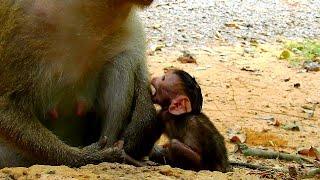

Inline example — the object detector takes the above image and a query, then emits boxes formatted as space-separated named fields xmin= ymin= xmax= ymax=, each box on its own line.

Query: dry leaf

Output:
xmin=227 ymin=129 xmax=246 ymax=144
xmin=177 ymin=51 xmax=197 ymax=64
xmin=298 ymin=147 xmax=320 ymax=160
xmin=230 ymin=136 xmax=242 ymax=143
xmin=245 ymin=129 xmax=288 ymax=147
xmin=268 ymin=119 xmax=281 ymax=127
xmin=225 ymin=22 xmax=240 ymax=29
xmin=177 ymin=56 xmax=197 ymax=64
xmin=274 ymin=120 xmax=281 ymax=127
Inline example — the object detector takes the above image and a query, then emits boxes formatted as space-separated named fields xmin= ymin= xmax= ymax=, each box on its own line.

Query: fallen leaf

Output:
xmin=274 ymin=120 xmax=281 ymax=127
xmin=177 ymin=51 xmax=197 ymax=64
xmin=225 ymin=22 xmax=240 ymax=29
xmin=227 ymin=129 xmax=246 ymax=144
xmin=230 ymin=136 xmax=242 ymax=143
xmin=298 ymin=147 xmax=320 ymax=160
xmin=245 ymin=129 xmax=288 ymax=147
xmin=177 ymin=56 xmax=197 ymax=64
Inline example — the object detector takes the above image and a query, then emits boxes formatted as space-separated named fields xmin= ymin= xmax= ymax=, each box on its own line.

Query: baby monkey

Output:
xmin=149 ymin=69 xmax=229 ymax=172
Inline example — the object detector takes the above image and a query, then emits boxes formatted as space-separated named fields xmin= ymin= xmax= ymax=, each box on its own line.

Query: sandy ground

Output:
xmin=148 ymin=43 xmax=320 ymax=153
xmin=0 ymin=163 xmax=259 ymax=180
xmin=148 ymin=42 xmax=319 ymax=179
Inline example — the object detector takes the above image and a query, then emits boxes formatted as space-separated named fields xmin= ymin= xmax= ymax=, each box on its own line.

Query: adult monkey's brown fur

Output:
xmin=0 ymin=0 xmax=161 ymax=167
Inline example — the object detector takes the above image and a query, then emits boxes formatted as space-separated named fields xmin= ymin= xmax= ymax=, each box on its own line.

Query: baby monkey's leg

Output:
xmin=167 ymin=139 xmax=202 ymax=170
xmin=149 ymin=139 xmax=202 ymax=170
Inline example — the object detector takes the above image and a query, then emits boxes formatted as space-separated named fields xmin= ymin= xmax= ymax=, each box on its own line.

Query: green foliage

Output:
xmin=280 ymin=40 xmax=320 ymax=66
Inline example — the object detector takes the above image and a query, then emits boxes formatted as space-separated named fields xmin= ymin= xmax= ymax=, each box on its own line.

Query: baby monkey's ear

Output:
xmin=168 ymin=95 xmax=192 ymax=115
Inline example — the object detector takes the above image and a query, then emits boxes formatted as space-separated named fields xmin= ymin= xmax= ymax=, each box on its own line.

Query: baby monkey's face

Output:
xmin=150 ymin=70 xmax=181 ymax=107
xmin=151 ymin=69 xmax=193 ymax=115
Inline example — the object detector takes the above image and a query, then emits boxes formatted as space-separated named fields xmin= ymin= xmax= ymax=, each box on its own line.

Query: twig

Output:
xmin=238 ymin=144 xmax=314 ymax=164
xmin=303 ymin=168 xmax=320 ymax=179
xmin=229 ymin=160 xmax=288 ymax=172
xmin=248 ymin=108 xmax=307 ymax=119
xmin=212 ymin=100 xmax=228 ymax=117
xmin=230 ymin=85 xmax=238 ymax=110
xmin=203 ymin=107 xmax=308 ymax=119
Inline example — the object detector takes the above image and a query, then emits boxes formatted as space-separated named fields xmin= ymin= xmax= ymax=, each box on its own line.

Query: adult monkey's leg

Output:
xmin=98 ymin=49 xmax=162 ymax=159
xmin=122 ymin=60 xmax=163 ymax=159
xmin=97 ymin=51 xmax=135 ymax=148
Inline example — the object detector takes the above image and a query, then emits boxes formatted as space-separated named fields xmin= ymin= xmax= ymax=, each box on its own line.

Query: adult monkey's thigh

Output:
xmin=98 ymin=51 xmax=135 ymax=148
xmin=98 ymin=50 xmax=162 ymax=159
xmin=122 ymin=61 xmax=163 ymax=159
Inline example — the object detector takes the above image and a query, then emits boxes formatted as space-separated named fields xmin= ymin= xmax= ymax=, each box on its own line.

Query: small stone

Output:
xmin=284 ymin=78 xmax=290 ymax=82
xmin=195 ymin=67 xmax=207 ymax=71
xmin=303 ymin=61 xmax=320 ymax=72
xmin=244 ymin=47 xmax=252 ymax=54
xmin=258 ymin=116 xmax=275 ymax=121
xmin=46 ymin=170 xmax=56 ymax=175
xmin=293 ymin=83 xmax=301 ymax=88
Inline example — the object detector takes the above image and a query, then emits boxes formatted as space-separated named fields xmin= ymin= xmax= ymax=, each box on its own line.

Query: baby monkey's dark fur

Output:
xmin=150 ymin=69 xmax=229 ymax=172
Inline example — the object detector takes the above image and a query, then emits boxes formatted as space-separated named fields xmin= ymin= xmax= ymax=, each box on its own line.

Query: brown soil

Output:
xmin=150 ymin=43 xmax=319 ymax=152
xmin=1 ymin=43 xmax=319 ymax=179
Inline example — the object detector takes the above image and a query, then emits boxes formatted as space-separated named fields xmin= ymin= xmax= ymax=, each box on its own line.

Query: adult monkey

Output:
xmin=0 ymin=0 xmax=162 ymax=167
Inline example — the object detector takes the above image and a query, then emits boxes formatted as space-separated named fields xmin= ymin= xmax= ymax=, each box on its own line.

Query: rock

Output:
xmin=303 ymin=61 xmax=320 ymax=72
xmin=293 ymin=83 xmax=301 ymax=88
xmin=244 ymin=47 xmax=253 ymax=54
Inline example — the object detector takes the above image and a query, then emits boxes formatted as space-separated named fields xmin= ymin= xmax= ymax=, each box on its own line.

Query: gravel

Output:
xmin=139 ymin=0 xmax=320 ymax=49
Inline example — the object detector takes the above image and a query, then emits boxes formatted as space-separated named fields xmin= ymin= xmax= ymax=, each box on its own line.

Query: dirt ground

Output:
xmin=149 ymin=42 xmax=320 ymax=179
xmin=149 ymin=42 xmax=320 ymax=153
xmin=1 ymin=42 xmax=319 ymax=179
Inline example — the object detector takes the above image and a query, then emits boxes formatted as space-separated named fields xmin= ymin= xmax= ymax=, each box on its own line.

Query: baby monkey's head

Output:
xmin=151 ymin=69 xmax=203 ymax=115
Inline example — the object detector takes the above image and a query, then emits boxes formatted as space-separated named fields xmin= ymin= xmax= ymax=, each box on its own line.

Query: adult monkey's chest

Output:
xmin=31 ymin=34 xmax=104 ymax=146
xmin=23 ymin=0 xmax=121 ymax=146
xmin=35 ymin=35 xmax=106 ymax=146
xmin=38 ymin=76 xmax=101 ymax=147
